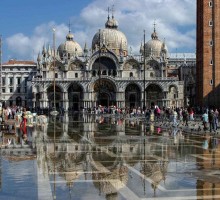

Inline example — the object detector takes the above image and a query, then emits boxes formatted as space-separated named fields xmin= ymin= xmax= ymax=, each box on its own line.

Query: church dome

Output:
xmin=58 ymin=32 xmax=83 ymax=59
xmin=144 ymin=29 xmax=168 ymax=58
xmin=92 ymin=15 xmax=128 ymax=56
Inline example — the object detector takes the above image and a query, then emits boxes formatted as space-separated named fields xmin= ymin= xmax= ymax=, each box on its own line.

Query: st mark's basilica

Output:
xmin=32 ymin=13 xmax=188 ymax=112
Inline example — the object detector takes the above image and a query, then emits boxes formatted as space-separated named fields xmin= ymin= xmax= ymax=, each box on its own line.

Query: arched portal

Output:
xmin=169 ymin=85 xmax=178 ymax=107
xmin=16 ymin=96 xmax=22 ymax=106
xmin=92 ymin=57 xmax=117 ymax=77
xmin=146 ymin=84 xmax=163 ymax=108
xmin=47 ymin=86 xmax=62 ymax=110
xmin=68 ymin=84 xmax=84 ymax=111
xmin=125 ymin=84 xmax=141 ymax=108
xmin=94 ymin=79 xmax=116 ymax=107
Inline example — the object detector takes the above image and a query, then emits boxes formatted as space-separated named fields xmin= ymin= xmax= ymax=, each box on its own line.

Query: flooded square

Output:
xmin=0 ymin=113 xmax=220 ymax=200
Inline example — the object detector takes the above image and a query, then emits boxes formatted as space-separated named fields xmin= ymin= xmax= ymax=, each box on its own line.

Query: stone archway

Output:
xmin=146 ymin=84 xmax=163 ymax=108
xmin=47 ymin=85 xmax=63 ymax=110
xmin=169 ymin=85 xmax=178 ymax=107
xmin=92 ymin=57 xmax=117 ymax=77
xmin=94 ymin=79 xmax=116 ymax=107
xmin=125 ymin=84 xmax=141 ymax=108
xmin=68 ymin=84 xmax=84 ymax=111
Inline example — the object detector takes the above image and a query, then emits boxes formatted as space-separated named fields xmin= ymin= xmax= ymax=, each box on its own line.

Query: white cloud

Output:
xmin=6 ymin=22 xmax=69 ymax=60
xmin=5 ymin=0 xmax=196 ymax=60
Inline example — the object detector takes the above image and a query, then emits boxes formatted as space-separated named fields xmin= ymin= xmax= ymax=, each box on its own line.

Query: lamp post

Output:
xmin=49 ymin=28 xmax=58 ymax=200
xmin=98 ymin=29 xmax=101 ymax=107
xmin=143 ymin=30 xmax=146 ymax=111
xmin=50 ymin=28 xmax=59 ymax=116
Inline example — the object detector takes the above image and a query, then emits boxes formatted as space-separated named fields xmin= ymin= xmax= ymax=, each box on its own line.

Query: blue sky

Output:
xmin=0 ymin=0 xmax=196 ymax=62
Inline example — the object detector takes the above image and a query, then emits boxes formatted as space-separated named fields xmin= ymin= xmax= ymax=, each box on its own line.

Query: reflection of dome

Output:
xmin=141 ymin=158 xmax=168 ymax=192
xmin=92 ymin=166 xmax=128 ymax=195
xmin=58 ymin=32 xmax=83 ymax=59
xmin=144 ymin=29 xmax=168 ymax=58
xmin=92 ymin=15 xmax=128 ymax=56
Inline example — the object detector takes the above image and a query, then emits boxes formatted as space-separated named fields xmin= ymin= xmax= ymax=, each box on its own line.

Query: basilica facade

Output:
xmin=32 ymin=14 xmax=185 ymax=112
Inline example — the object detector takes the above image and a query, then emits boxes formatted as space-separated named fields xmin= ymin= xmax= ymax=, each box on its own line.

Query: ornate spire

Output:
xmin=111 ymin=5 xmax=115 ymax=19
xmin=66 ymin=21 xmax=74 ymax=41
xmin=105 ymin=5 xmax=118 ymax=29
xmin=42 ymin=44 xmax=47 ymax=57
xmin=107 ymin=7 xmax=110 ymax=20
xmin=37 ymin=52 xmax=41 ymax=62
xmin=140 ymin=42 xmax=144 ymax=54
xmin=151 ymin=20 xmax=158 ymax=40
xmin=68 ymin=20 xmax=72 ymax=33
xmin=84 ymin=42 xmax=88 ymax=54
xmin=47 ymin=44 xmax=52 ymax=56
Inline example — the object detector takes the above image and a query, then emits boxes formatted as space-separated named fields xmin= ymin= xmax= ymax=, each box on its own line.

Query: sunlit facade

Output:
xmin=32 ymin=14 xmax=188 ymax=112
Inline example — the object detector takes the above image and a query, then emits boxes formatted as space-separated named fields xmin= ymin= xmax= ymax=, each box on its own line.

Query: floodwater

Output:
xmin=0 ymin=114 xmax=220 ymax=200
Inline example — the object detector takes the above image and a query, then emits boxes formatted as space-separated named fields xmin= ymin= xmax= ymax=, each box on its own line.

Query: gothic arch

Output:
xmin=68 ymin=83 xmax=84 ymax=111
xmin=168 ymin=84 xmax=178 ymax=101
xmin=125 ymin=83 xmax=141 ymax=108
xmin=123 ymin=58 xmax=140 ymax=70
xmin=93 ymin=78 xmax=117 ymax=107
xmin=145 ymin=84 xmax=163 ymax=108
xmin=47 ymin=85 xmax=63 ymax=109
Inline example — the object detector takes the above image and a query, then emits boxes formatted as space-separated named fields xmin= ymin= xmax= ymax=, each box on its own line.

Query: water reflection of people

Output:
xmin=20 ymin=108 xmax=27 ymax=139
xmin=202 ymin=137 xmax=209 ymax=150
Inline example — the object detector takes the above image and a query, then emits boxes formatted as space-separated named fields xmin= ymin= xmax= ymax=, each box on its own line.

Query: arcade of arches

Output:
xmin=33 ymin=81 xmax=180 ymax=111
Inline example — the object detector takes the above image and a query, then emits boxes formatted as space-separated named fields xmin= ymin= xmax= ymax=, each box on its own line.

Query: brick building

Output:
xmin=196 ymin=0 xmax=220 ymax=107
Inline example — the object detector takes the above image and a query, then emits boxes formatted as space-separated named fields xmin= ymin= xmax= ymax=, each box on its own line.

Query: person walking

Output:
xmin=214 ymin=109 xmax=219 ymax=130
xmin=202 ymin=111 xmax=208 ymax=131
xmin=182 ymin=109 xmax=189 ymax=126
xmin=208 ymin=110 xmax=216 ymax=133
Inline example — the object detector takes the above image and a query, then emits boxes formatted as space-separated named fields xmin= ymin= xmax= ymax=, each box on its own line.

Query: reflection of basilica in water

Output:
xmin=32 ymin=11 xmax=189 ymax=111
xmin=1 ymin=114 xmax=220 ymax=199
xmin=35 ymin=114 xmax=170 ymax=198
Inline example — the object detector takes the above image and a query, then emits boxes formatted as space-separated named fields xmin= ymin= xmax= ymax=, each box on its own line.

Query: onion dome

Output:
xmin=92 ymin=14 xmax=128 ymax=56
xmin=144 ymin=27 xmax=168 ymax=58
xmin=58 ymin=32 xmax=83 ymax=60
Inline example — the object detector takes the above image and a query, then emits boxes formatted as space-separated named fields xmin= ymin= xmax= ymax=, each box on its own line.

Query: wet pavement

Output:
xmin=0 ymin=114 xmax=220 ymax=200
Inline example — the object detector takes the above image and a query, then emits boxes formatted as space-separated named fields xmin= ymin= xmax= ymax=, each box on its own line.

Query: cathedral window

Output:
xmin=130 ymin=72 xmax=133 ymax=77
xmin=209 ymin=1 xmax=213 ymax=7
xmin=210 ymin=40 xmax=213 ymax=46
xmin=102 ymin=70 xmax=107 ymax=75
xmin=210 ymin=59 xmax=213 ymax=65
xmin=210 ymin=79 xmax=213 ymax=85
xmin=55 ymin=73 xmax=58 ymax=78
xmin=75 ymin=73 xmax=78 ymax=78
xmin=209 ymin=20 xmax=213 ymax=26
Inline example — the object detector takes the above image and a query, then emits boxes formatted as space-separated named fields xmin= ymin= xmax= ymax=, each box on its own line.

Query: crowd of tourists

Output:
xmin=1 ymin=104 xmax=219 ymax=134
xmin=84 ymin=105 xmax=219 ymax=133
